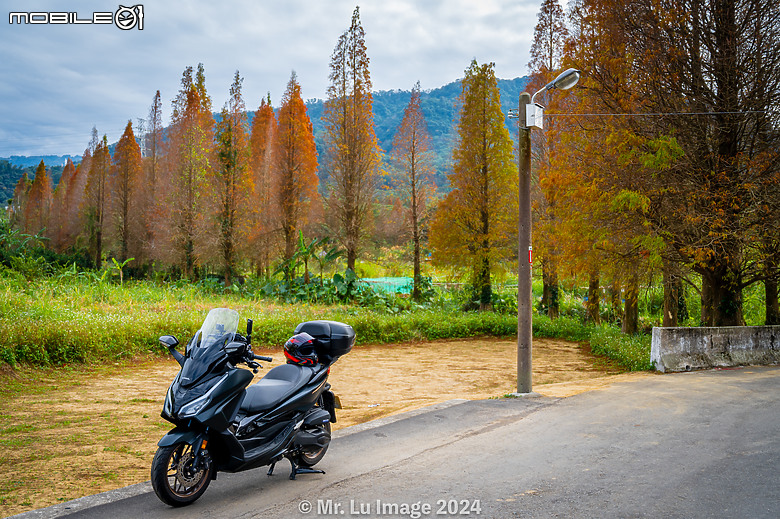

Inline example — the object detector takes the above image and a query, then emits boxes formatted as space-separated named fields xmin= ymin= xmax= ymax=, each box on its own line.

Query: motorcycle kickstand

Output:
xmin=267 ymin=462 xmax=276 ymax=476
xmin=288 ymin=457 xmax=325 ymax=480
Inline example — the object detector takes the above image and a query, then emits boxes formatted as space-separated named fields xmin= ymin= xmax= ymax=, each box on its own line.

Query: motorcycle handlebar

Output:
xmin=252 ymin=354 xmax=273 ymax=363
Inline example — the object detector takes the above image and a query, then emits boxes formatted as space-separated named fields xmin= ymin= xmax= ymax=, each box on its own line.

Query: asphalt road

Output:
xmin=16 ymin=366 xmax=780 ymax=519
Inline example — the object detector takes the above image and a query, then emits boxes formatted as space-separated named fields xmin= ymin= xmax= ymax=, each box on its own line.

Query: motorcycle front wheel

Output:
xmin=151 ymin=442 xmax=212 ymax=507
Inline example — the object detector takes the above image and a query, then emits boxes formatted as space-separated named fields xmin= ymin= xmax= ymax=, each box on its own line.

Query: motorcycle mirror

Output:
xmin=159 ymin=335 xmax=179 ymax=348
xmin=246 ymin=319 xmax=253 ymax=343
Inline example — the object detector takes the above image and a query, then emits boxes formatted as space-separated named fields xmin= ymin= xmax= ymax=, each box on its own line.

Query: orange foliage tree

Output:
xmin=390 ymin=81 xmax=435 ymax=301
xmin=159 ymin=65 xmax=214 ymax=278
xmin=527 ymin=0 xmax=570 ymax=319
xmin=110 ymin=120 xmax=144 ymax=262
xmin=212 ymin=71 xmax=253 ymax=285
xmin=564 ymin=0 xmax=780 ymax=326
xmin=48 ymin=158 xmax=76 ymax=251
xmin=248 ymin=94 xmax=278 ymax=277
xmin=323 ymin=6 xmax=380 ymax=270
xmin=23 ymin=161 xmax=53 ymax=237
xmin=83 ymin=136 xmax=111 ymax=268
xmin=274 ymin=72 xmax=319 ymax=267
xmin=9 ymin=171 xmax=30 ymax=232
xmin=430 ymin=61 xmax=517 ymax=311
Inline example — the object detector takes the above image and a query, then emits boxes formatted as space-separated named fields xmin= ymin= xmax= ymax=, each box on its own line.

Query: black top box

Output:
xmin=294 ymin=320 xmax=355 ymax=365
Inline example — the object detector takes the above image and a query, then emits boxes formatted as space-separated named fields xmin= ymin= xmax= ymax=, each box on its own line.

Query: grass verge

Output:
xmin=0 ymin=277 xmax=653 ymax=371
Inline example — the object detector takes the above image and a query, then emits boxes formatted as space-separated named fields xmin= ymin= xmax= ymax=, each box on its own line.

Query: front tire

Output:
xmin=151 ymin=442 xmax=212 ymax=507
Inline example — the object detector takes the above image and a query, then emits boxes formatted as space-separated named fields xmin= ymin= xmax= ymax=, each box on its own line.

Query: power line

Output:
xmin=545 ymin=110 xmax=769 ymax=117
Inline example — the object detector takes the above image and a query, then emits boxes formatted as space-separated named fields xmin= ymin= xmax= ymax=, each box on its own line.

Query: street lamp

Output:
xmin=516 ymin=68 xmax=580 ymax=395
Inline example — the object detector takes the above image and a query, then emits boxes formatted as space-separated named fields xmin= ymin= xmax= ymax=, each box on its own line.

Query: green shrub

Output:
xmin=589 ymin=325 xmax=653 ymax=371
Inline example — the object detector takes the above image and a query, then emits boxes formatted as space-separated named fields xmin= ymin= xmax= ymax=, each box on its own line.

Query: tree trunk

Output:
xmin=662 ymin=262 xmax=679 ymax=327
xmin=412 ymin=196 xmax=422 ymax=302
xmin=412 ymin=231 xmax=421 ymax=302
xmin=95 ymin=227 xmax=102 ymax=270
xmin=477 ymin=250 xmax=492 ymax=312
xmin=541 ymin=257 xmax=559 ymax=319
xmin=701 ymin=275 xmax=714 ymax=326
xmin=609 ymin=279 xmax=623 ymax=323
xmin=284 ymin=226 xmax=296 ymax=263
xmin=711 ymin=278 xmax=744 ymax=326
xmin=223 ymin=243 xmax=233 ymax=286
xmin=622 ymin=270 xmax=639 ymax=334
xmin=587 ymin=270 xmax=600 ymax=324
xmin=702 ymin=257 xmax=744 ymax=326
xmin=765 ymin=256 xmax=779 ymax=325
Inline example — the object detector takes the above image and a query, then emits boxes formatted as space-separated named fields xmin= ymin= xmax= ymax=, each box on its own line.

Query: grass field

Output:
xmin=0 ymin=274 xmax=653 ymax=370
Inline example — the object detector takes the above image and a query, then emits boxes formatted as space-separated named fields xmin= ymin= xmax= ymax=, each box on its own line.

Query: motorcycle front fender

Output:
xmin=157 ymin=427 xmax=207 ymax=448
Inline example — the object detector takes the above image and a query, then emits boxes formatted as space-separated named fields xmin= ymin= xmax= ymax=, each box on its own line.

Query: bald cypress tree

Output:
xmin=84 ymin=136 xmax=111 ymax=268
xmin=430 ymin=61 xmax=517 ymax=311
xmin=248 ymin=94 xmax=277 ymax=277
xmin=111 ymin=121 xmax=144 ymax=262
xmin=276 ymin=71 xmax=319 ymax=266
xmin=391 ymin=81 xmax=434 ymax=301
xmin=323 ymin=6 xmax=380 ymax=270
xmin=213 ymin=71 xmax=252 ymax=285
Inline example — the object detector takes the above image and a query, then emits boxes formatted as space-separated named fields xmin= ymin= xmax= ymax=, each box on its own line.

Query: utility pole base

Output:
xmin=507 ymin=392 xmax=543 ymax=398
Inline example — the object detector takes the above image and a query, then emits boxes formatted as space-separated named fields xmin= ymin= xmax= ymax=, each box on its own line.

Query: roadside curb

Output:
xmin=7 ymin=481 xmax=151 ymax=519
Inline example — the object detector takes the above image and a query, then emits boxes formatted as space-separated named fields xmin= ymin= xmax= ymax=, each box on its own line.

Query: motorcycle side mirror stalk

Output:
xmin=159 ymin=335 xmax=185 ymax=367
xmin=246 ymin=319 xmax=253 ymax=344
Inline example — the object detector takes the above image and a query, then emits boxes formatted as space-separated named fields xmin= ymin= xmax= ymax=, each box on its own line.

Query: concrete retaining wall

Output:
xmin=651 ymin=326 xmax=780 ymax=372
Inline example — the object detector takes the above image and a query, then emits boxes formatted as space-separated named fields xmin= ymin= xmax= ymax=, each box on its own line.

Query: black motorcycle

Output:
xmin=151 ymin=308 xmax=354 ymax=507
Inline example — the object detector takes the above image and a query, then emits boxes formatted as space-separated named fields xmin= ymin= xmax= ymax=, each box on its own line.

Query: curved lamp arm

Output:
xmin=531 ymin=68 xmax=581 ymax=106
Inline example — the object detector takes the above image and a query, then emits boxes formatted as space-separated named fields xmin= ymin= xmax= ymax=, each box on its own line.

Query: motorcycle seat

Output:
xmin=240 ymin=364 xmax=315 ymax=414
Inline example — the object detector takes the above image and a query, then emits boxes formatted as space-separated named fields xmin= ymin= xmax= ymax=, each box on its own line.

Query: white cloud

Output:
xmin=0 ymin=0 xmax=542 ymax=156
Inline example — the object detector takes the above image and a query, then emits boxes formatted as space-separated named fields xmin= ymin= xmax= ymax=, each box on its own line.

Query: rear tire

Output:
xmin=151 ymin=442 xmax=212 ymax=507
xmin=295 ymin=421 xmax=331 ymax=467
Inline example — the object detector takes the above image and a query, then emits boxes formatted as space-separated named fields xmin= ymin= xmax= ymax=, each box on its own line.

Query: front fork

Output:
xmin=191 ymin=431 xmax=210 ymax=472
xmin=159 ymin=428 xmax=211 ymax=474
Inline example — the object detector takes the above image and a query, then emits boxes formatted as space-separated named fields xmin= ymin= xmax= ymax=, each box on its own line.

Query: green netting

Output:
xmin=361 ymin=277 xmax=414 ymax=294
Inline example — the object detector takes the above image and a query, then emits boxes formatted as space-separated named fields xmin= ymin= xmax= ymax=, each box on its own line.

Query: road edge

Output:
xmin=8 ymin=399 xmax=472 ymax=519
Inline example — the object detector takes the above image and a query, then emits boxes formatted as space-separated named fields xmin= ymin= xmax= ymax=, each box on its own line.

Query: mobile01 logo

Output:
xmin=9 ymin=5 xmax=144 ymax=30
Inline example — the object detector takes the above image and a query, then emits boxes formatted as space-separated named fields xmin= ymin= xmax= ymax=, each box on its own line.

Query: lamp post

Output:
xmin=516 ymin=68 xmax=580 ymax=395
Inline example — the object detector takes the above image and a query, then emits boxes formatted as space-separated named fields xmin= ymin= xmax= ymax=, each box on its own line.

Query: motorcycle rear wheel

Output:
xmin=151 ymin=442 xmax=212 ymax=507
xmin=296 ymin=421 xmax=332 ymax=467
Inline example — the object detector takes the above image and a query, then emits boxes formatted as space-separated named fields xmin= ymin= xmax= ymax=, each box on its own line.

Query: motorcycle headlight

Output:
xmin=175 ymin=372 xmax=229 ymax=418
xmin=179 ymin=394 xmax=209 ymax=418
xmin=163 ymin=381 xmax=175 ymax=418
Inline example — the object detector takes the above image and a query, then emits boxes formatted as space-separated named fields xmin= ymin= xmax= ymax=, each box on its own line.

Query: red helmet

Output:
xmin=283 ymin=332 xmax=318 ymax=366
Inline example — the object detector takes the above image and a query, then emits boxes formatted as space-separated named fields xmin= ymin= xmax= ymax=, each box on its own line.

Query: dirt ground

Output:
xmin=0 ymin=338 xmax=651 ymax=516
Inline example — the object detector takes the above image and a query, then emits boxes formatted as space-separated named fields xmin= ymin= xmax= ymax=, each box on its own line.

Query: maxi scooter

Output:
xmin=151 ymin=307 xmax=354 ymax=507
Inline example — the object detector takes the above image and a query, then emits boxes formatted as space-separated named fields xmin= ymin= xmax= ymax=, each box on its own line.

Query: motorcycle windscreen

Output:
xmin=180 ymin=308 xmax=240 ymax=388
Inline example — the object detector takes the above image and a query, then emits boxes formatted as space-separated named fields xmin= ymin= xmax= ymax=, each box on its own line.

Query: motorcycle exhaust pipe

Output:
xmin=295 ymin=429 xmax=331 ymax=448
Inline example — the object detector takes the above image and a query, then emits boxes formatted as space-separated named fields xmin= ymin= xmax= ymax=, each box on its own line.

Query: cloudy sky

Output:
xmin=0 ymin=0 xmax=544 ymax=157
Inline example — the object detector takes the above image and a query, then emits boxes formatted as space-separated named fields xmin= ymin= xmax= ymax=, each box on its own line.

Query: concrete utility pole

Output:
xmin=514 ymin=68 xmax=580 ymax=395
xmin=517 ymin=92 xmax=533 ymax=394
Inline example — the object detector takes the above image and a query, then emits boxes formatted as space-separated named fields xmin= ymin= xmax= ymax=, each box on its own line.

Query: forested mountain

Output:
xmin=0 ymin=155 xmax=80 ymax=168
xmin=0 ymin=160 xmax=64 ymax=204
xmin=1 ymin=76 xmax=528 ymax=202
xmin=305 ymin=76 xmax=528 ymax=188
